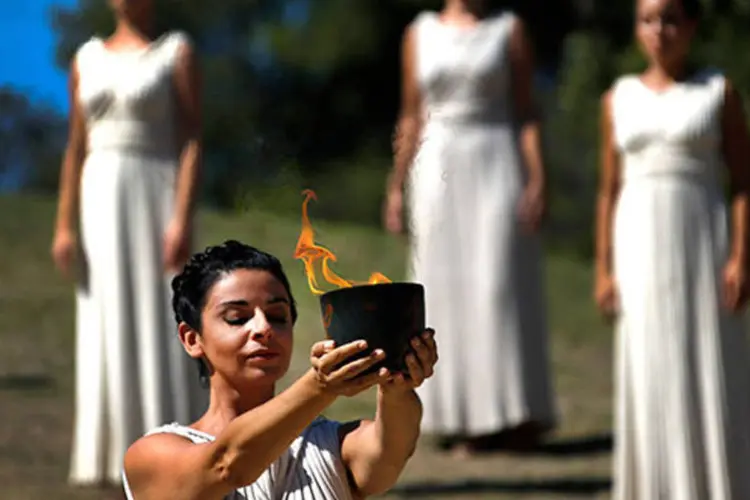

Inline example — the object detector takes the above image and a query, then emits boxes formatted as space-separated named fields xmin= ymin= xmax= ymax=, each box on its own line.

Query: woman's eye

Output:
xmin=225 ymin=317 xmax=248 ymax=326
xmin=269 ymin=315 xmax=288 ymax=324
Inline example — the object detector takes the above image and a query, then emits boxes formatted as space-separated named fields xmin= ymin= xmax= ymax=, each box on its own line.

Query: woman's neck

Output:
xmin=443 ymin=0 xmax=487 ymax=17
xmin=644 ymin=60 xmax=692 ymax=85
xmin=193 ymin=379 xmax=275 ymax=435
xmin=113 ymin=17 xmax=154 ymax=43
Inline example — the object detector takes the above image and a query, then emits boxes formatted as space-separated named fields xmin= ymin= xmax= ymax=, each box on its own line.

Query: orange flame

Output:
xmin=294 ymin=189 xmax=391 ymax=295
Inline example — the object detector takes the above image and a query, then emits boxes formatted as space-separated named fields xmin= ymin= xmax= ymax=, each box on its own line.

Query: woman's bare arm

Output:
xmin=509 ymin=17 xmax=545 ymax=193
xmin=172 ymin=39 xmax=202 ymax=229
xmin=338 ymin=330 xmax=436 ymax=497
xmin=337 ymin=389 xmax=422 ymax=498
xmin=387 ymin=24 xmax=422 ymax=195
xmin=54 ymin=60 xmax=86 ymax=236
xmin=721 ymin=79 xmax=750 ymax=267
xmin=595 ymin=90 xmax=620 ymax=279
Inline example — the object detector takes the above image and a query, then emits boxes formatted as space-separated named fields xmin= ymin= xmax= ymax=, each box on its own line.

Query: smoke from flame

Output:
xmin=294 ymin=189 xmax=391 ymax=295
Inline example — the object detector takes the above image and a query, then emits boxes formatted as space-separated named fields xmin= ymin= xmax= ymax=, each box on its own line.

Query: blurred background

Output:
xmin=1 ymin=0 xmax=749 ymax=498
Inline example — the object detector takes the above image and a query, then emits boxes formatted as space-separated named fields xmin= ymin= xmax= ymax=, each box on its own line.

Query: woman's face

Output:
xmin=636 ymin=0 xmax=696 ymax=69
xmin=186 ymin=269 xmax=294 ymax=388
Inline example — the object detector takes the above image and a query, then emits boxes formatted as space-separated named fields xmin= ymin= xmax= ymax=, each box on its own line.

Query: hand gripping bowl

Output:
xmin=319 ymin=282 xmax=425 ymax=375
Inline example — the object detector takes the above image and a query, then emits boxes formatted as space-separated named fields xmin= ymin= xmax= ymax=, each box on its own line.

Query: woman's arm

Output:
xmin=509 ymin=17 xmax=545 ymax=231
xmin=338 ymin=389 xmax=422 ymax=498
xmin=595 ymin=90 xmax=620 ymax=280
xmin=384 ymin=23 xmax=422 ymax=233
xmin=339 ymin=330 xmax=437 ymax=497
xmin=123 ymin=341 xmax=387 ymax=500
xmin=721 ymin=79 xmax=750 ymax=311
xmin=172 ymin=39 xmax=202 ymax=229
xmin=388 ymin=24 xmax=422 ymax=194
xmin=722 ymin=80 xmax=750 ymax=265
xmin=164 ymin=38 xmax=203 ymax=272
xmin=51 ymin=60 xmax=86 ymax=275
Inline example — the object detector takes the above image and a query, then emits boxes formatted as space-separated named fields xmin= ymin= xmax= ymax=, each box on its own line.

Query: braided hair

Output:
xmin=171 ymin=240 xmax=298 ymax=385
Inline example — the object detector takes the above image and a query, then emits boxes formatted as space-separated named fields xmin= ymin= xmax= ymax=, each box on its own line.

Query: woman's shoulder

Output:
xmin=72 ymin=37 xmax=104 ymax=68
xmin=162 ymin=30 xmax=193 ymax=50
xmin=122 ymin=425 xmax=206 ymax=495
xmin=688 ymin=66 xmax=726 ymax=92
xmin=607 ymin=73 xmax=640 ymax=93
xmin=126 ymin=423 xmax=210 ymax=462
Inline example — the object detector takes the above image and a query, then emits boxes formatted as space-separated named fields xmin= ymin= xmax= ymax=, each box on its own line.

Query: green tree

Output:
xmin=0 ymin=88 xmax=66 ymax=194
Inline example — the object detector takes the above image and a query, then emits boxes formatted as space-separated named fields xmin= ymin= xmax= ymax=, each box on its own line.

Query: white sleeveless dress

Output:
xmin=122 ymin=418 xmax=354 ymax=499
xmin=407 ymin=11 xmax=556 ymax=437
xmin=70 ymin=31 xmax=207 ymax=485
xmin=611 ymin=69 xmax=750 ymax=499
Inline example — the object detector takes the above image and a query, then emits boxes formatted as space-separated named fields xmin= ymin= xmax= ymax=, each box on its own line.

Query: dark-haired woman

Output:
xmin=122 ymin=240 xmax=439 ymax=499
xmin=595 ymin=0 xmax=750 ymax=497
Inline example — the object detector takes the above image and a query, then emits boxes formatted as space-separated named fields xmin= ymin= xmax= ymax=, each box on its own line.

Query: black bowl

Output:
xmin=319 ymin=282 xmax=425 ymax=374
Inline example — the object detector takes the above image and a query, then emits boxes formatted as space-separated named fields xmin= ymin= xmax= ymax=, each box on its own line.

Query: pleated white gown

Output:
xmin=611 ymin=69 xmax=750 ymax=499
xmin=407 ymin=11 xmax=556 ymax=437
xmin=70 ymin=31 xmax=207 ymax=485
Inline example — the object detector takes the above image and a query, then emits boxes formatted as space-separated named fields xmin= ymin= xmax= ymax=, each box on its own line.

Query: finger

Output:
xmin=411 ymin=336 xmax=436 ymax=374
xmin=386 ymin=371 xmax=409 ymax=389
xmin=319 ymin=340 xmax=370 ymax=371
xmin=729 ymin=284 xmax=740 ymax=311
xmin=329 ymin=349 xmax=385 ymax=380
xmin=421 ymin=329 xmax=438 ymax=362
xmin=729 ymin=283 xmax=740 ymax=311
xmin=410 ymin=336 xmax=430 ymax=364
xmin=376 ymin=367 xmax=393 ymax=386
xmin=404 ymin=353 xmax=425 ymax=385
xmin=349 ymin=367 xmax=391 ymax=393
xmin=722 ymin=283 xmax=735 ymax=311
xmin=606 ymin=297 xmax=618 ymax=318
xmin=310 ymin=340 xmax=336 ymax=360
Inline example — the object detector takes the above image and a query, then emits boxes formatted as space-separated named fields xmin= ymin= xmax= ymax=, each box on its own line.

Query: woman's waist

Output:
xmin=620 ymin=149 xmax=720 ymax=181
xmin=83 ymin=149 xmax=179 ymax=166
xmin=422 ymin=102 xmax=512 ymax=126
xmin=86 ymin=120 xmax=179 ymax=158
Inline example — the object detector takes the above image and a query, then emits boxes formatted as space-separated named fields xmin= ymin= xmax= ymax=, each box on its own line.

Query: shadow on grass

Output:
xmin=389 ymin=477 xmax=611 ymax=497
xmin=533 ymin=432 xmax=613 ymax=456
xmin=0 ymin=373 xmax=55 ymax=391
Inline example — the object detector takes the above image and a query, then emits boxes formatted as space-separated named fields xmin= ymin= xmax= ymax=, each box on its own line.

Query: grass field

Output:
xmin=0 ymin=194 xmax=614 ymax=499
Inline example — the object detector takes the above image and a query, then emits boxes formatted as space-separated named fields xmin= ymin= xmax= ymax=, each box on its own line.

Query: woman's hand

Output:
xmin=163 ymin=218 xmax=192 ymax=274
xmin=51 ymin=228 xmax=78 ymax=278
xmin=594 ymin=272 xmax=619 ymax=319
xmin=383 ymin=188 xmax=404 ymax=235
xmin=723 ymin=256 xmax=748 ymax=313
xmin=380 ymin=328 xmax=438 ymax=394
xmin=518 ymin=181 xmax=545 ymax=234
xmin=310 ymin=340 xmax=390 ymax=397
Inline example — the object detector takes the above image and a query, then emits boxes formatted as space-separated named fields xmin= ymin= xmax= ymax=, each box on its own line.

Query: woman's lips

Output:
xmin=246 ymin=350 xmax=280 ymax=362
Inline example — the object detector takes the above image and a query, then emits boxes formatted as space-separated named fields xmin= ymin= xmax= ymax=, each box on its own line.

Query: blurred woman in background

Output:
xmin=51 ymin=0 xmax=205 ymax=491
xmin=384 ymin=0 xmax=556 ymax=455
xmin=595 ymin=0 xmax=750 ymax=496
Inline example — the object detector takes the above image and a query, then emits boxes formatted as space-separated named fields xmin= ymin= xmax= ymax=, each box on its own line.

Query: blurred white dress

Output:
xmin=70 ymin=31 xmax=206 ymax=485
xmin=407 ymin=11 xmax=556 ymax=437
xmin=611 ymin=69 xmax=750 ymax=499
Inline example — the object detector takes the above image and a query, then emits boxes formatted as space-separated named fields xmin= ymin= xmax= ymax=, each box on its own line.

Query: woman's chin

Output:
xmin=243 ymin=362 xmax=288 ymax=382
